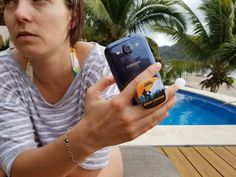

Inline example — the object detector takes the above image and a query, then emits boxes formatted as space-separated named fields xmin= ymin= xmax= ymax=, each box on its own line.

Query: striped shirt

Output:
xmin=0 ymin=43 xmax=118 ymax=177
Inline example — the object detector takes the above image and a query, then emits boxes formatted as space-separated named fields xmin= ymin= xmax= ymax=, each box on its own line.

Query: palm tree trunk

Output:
xmin=210 ymin=85 xmax=218 ymax=93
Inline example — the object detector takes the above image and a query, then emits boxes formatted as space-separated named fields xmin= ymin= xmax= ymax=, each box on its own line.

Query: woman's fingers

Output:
xmin=150 ymin=96 xmax=177 ymax=125
xmin=164 ymin=84 xmax=179 ymax=102
xmin=83 ymin=65 xmax=179 ymax=145
xmin=131 ymin=96 xmax=177 ymax=139
xmin=86 ymin=76 xmax=116 ymax=101
xmin=120 ymin=63 xmax=162 ymax=104
xmin=126 ymin=83 xmax=179 ymax=120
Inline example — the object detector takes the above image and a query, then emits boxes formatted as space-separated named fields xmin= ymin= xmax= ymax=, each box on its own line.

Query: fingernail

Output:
xmin=155 ymin=62 xmax=162 ymax=70
xmin=174 ymin=84 xmax=180 ymax=91
xmin=173 ymin=96 xmax=177 ymax=104
xmin=165 ymin=112 xmax=169 ymax=118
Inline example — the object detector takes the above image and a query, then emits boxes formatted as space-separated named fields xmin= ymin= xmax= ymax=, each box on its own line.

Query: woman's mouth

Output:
xmin=17 ymin=31 xmax=38 ymax=39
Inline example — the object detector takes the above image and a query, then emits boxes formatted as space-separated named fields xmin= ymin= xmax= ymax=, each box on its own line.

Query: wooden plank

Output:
xmin=157 ymin=147 xmax=166 ymax=155
xmin=179 ymin=147 xmax=222 ymax=177
xmin=210 ymin=147 xmax=236 ymax=170
xmin=225 ymin=146 xmax=236 ymax=156
xmin=162 ymin=147 xmax=201 ymax=177
xmin=195 ymin=147 xmax=236 ymax=177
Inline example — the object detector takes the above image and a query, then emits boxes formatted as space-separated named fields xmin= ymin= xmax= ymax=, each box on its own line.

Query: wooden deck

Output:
xmin=159 ymin=146 xmax=236 ymax=177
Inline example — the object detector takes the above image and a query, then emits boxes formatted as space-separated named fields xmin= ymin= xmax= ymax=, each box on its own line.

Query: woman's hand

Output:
xmin=82 ymin=63 xmax=178 ymax=151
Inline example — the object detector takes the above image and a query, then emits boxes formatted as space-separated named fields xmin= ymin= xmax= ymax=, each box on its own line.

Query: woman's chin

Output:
xmin=15 ymin=45 xmax=44 ymax=57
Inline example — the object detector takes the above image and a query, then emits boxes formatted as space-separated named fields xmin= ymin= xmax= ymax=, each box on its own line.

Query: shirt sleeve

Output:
xmin=78 ymin=44 xmax=119 ymax=170
xmin=85 ymin=44 xmax=119 ymax=99
xmin=0 ymin=87 xmax=38 ymax=177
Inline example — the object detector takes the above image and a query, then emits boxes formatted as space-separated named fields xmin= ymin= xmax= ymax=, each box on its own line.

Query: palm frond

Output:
xmin=233 ymin=1 xmax=236 ymax=35
xmin=217 ymin=37 xmax=236 ymax=68
xmin=176 ymin=0 xmax=213 ymax=50
xmin=98 ymin=0 xmax=134 ymax=24
xmin=161 ymin=59 xmax=205 ymax=85
xmin=86 ymin=0 xmax=113 ymax=24
xmin=153 ymin=25 xmax=209 ymax=60
xmin=119 ymin=0 xmax=134 ymax=25
xmin=168 ymin=59 xmax=204 ymax=73
xmin=200 ymin=0 xmax=235 ymax=46
xmin=128 ymin=0 xmax=186 ymax=33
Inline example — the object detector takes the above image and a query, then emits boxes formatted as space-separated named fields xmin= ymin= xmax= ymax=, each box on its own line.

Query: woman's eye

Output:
xmin=33 ymin=0 xmax=48 ymax=3
xmin=32 ymin=0 xmax=49 ymax=6
xmin=3 ymin=0 xmax=49 ymax=8
xmin=3 ymin=0 xmax=17 ymax=8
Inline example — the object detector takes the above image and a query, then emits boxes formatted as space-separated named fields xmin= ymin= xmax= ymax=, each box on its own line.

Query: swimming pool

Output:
xmin=161 ymin=90 xmax=236 ymax=125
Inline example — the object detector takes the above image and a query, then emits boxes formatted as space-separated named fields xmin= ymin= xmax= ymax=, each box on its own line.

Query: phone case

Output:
xmin=105 ymin=34 xmax=166 ymax=108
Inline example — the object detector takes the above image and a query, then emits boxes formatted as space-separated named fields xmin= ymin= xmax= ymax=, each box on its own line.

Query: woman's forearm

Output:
xmin=11 ymin=120 xmax=96 ymax=177
xmin=0 ymin=167 xmax=6 ymax=177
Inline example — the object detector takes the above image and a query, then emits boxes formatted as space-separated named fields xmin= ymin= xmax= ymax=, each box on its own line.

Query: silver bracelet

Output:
xmin=64 ymin=128 xmax=86 ymax=166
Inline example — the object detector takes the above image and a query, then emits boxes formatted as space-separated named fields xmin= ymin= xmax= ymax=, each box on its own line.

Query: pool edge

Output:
xmin=181 ymin=87 xmax=236 ymax=106
xmin=122 ymin=87 xmax=236 ymax=146
xmin=122 ymin=125 xmax=236 ymax=146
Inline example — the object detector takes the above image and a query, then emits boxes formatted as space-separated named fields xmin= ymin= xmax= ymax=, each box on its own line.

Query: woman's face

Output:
xmin=4 ymin=0 xmax=72 ymax=57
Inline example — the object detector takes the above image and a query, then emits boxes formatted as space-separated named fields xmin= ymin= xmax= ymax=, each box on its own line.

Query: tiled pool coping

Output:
xmin=123 ymin=87 xmax=236 ymax=146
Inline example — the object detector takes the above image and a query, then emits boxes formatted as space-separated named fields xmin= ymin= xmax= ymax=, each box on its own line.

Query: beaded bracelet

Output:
xmin=64 ymin=128 xmax=87 ymax=166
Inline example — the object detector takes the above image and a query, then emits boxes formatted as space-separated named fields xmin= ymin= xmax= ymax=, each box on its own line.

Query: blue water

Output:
xmin=160 ymin=90 xmax=236 ymax=125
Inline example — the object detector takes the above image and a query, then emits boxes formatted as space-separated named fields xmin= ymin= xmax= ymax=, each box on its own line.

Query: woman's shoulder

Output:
xmin=0 ymin=48 xmax=18 ymax=71
xmin=0 ymin=48 xmax=13 ymax=60
xmin=73 ymin=41 xmax=105 ymax=66
xmin=0 ymin=49 xmax=27 ymax=101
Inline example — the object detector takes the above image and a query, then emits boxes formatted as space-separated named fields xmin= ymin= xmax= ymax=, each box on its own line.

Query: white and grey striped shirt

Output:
xmin=0 ymin=43 xmax=118 ymax=177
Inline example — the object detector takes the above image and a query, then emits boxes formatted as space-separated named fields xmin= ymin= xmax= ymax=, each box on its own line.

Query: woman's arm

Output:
xmin=0 ymin=168 xmax=6 ymax=177
xmin=66 ymin=147 xmax=123 ymax=177
xmin=1 ymin=42 xmax=99 ymax=177
xmin=11 ymin=118 xmax=97 ymax=177
xmin=10 ymin=63 xmax=177 ymax=177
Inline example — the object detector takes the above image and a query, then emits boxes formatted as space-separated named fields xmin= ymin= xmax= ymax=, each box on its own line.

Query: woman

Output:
xmin=0 ymin=0 xmax=178 ymax=177
xmin=0 ymin=168 xmax=5 ymax=177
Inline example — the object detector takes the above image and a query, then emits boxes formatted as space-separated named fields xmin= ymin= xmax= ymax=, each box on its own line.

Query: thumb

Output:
xmin=95 ymin=76 xmax=116 ymax=92
xmin=87 ymin=76 xmax=116 ymax=99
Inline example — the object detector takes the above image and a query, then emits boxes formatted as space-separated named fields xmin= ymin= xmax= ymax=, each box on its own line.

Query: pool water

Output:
xmin=160 ymin=90 xmax=236 ymax=125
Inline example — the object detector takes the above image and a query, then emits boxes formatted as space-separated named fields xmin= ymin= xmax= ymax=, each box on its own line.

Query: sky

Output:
xmin=146 ymin=0 xmax=203 ymax=46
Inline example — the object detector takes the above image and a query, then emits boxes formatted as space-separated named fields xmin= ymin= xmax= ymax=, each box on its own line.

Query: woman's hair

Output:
xmin=65 ymin=0 xmax=84 ymax=45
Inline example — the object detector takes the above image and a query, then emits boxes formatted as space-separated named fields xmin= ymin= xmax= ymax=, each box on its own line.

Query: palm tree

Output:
xmin=162 ymin=59 xmax=205 ymax=85
xmin=200 ymin=62 xmax=235 ymax=92
xmin=83 ymin=0 xmax=187 ymax=45
xmin=153 ymin=0 xmax=236 ymax=92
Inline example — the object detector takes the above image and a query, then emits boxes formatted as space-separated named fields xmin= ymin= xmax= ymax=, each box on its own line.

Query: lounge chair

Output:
xmin=120 ymin=146 xmax=180 ymax=177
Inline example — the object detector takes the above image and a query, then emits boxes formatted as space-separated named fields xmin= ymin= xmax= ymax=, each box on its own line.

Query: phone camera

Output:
xmin=123 ymin=44 xmax=132 ymax=54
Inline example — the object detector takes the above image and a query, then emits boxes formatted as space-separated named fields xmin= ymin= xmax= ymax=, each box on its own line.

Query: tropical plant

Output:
xmin=153 ymin=0 xmax=236 ymax=92
xmin=83 ymin=0 xmax=186 ymax=45
xmin=161 ymin=59 xmax=205 ymax=85
xmin=146 ymin=36 xmax=161 ymax=61
xmin=200 ymin=62 xmax=235 ymax=92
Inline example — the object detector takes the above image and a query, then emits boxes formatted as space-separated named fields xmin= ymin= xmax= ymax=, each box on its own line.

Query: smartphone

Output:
xmin=105 ymin=34 xmax=166 ymax=108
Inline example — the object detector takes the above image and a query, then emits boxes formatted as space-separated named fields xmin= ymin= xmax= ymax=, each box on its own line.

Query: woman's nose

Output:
xmin=14 ymin=0 xmax=32 ymax=23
